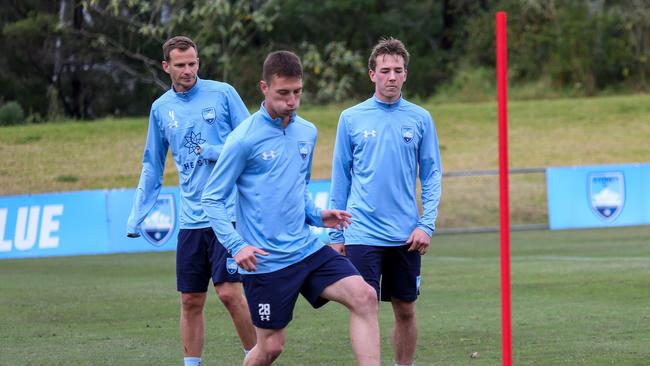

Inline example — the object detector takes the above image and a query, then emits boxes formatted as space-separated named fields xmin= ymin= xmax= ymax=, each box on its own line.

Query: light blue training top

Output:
xmin=126 ymin=77 xmax=250 ymax=235
xmin=329 ymin=95 xmax=442 ymax=246
xmin=201 ymin=104 xmax=325 ymax=274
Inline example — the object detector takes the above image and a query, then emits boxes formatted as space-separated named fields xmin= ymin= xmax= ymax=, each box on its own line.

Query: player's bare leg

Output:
xmin=391 ymin=298 xmax=417 ymax=365
xmin=180 ymin=292 xmax=207 ymax=357
xmin=243 ymin=327 xmax=285 ymax=366
xmin=321 ymin=275 xmax=380 ymax=366
xmin=214 ymin=282 xmax=256 ymax=350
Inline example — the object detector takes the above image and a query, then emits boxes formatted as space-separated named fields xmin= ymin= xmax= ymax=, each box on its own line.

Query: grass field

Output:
xmin=1 ymin=94 xmax=649 ymax=228
xmin=1 ymin=226 xmax=649 ymax=365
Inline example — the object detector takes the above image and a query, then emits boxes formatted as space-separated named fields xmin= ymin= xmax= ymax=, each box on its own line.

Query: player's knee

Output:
xmin=352 ymin=283 xmax=378 ymax=313
xmin=260 ymin=338 xmax=284 ymax=360
xmin=181 ymin=294 xmax=204 ymax=313
xmin=216 ymin=289 xmax=237 ymax=307
xmin=215 ymin=284 xmax=244 ymax=309
xmin=393 ymin=302 xmax=416 ymax=323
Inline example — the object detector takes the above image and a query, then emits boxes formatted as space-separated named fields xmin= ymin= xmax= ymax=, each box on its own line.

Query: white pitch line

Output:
xmin=431 ymin=256 xmax=650 ymax=262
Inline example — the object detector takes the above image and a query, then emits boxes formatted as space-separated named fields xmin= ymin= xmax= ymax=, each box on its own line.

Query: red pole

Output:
xmin=496 ymin=11 xmax=512 ymax=366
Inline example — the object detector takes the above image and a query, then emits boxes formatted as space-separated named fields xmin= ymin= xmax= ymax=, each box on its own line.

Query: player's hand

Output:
xmin=321 ymin=209 xmax=352 ymax=230
xmin=234 ymin=245 xmax=269 ymax=272
xmin=330 ymin=243 xmax=346 ymax=255
xmin=406 ymin=228 xmax=431 ymax=255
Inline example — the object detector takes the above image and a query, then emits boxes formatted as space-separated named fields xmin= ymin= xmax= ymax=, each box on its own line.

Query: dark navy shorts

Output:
xmin=176 ymin=227 xmax=241 ymax=293
xmin=346 ymin=244 xmax=421 ymax=302
xmin=242 ymin=246 xmax=359 ymax=329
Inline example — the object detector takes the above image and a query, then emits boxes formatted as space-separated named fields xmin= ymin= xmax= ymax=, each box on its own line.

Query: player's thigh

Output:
xmin=242 ymin=264 xmax=307 ymax=330
xmin=206 ymin=228 xmax=241 ymax=285
xmin=381 ymin=245 xmax=421 ymax=302
xmin=320 ymin=274 xmax=376 ymax=309
xmin=300 ymin=247 xmax=360 ymax=308
xmin=176 ymin=228 xmax=212 ymax=293
xmin=344 ymin=244 xmax=384 ymax=295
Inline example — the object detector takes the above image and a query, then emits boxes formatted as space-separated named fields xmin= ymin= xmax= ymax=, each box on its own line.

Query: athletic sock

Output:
xmin=184 ymin=356 xmax=201 ymax=366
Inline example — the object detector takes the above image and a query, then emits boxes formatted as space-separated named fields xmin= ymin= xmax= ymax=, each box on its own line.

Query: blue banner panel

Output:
xmin=0 ymin=180 xmax=333 ymax=259
xmin=547 ymin=163 xmax=650 ymax=230
xmin=105 ymin=187 xmax=181 ymax=253
xmin=0 ymin=191 xmax=110 ymax=259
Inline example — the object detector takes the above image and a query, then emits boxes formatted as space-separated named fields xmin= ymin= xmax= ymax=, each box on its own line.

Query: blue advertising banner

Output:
xmin=0 ymin=191 xmax=110 ymax=258
xmin=0 ymin=180 xmax=333 ymax=259
xmin=547 ymin=163 xmax=650 ymax=230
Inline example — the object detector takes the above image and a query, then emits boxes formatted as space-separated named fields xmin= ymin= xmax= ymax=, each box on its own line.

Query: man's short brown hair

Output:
xmin=162 ymin=36 xmax=198 ymax=61
xmin=368 ymin=37 xmax=410 ymax=71
xmin=262 ymin=51 xmax=303 ymax=83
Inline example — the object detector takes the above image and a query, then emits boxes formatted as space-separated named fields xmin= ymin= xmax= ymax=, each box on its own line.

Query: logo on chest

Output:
xmin=202 ymin=107 xmax=216 ymax=124
xmin=184 ymin=131 xmax=206 ymax=155
xmin=362 ymin=129 xmax=377 ymax=138
xmin=168 ymin=110 xmax=179 ymax=129
xmin=402 ymin=126 xmax=415 ymax=143
xmin=297 ymin=141 xmax=312 ymax=160
xmin=261 ymin=150 xmax=277 ymax=161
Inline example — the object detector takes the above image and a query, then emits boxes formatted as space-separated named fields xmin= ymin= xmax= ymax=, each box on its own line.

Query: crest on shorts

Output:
xmin=297 ymin=141 xmax=311 ymax=160
xmin=402 ymin=126 xmax=414 ymax=143
xmin=202 ymin=107 xmax=216 ymax=124
xmin=226 ymin=257 xmax=238 ymax=274
xmin=588 ymin=172 xmax=625 ymax=222
xmin=142 ymin=194 xmax=176 ymax=247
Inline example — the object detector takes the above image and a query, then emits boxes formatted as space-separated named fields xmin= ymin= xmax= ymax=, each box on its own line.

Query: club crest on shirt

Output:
xmin=588 ymin=172 xmax=625 ymax=222
xmin=226 ymin=257 xmax=238 ymax=274
xmin=297 ymin=141 xmax=311 ymax=160
xmin=202 ymin=107 xmax=216 ymax=124
xmin=142 ymin=194 xmax=176 ymax=247
xmin=402 ymin=126 xmax=415 ymax=143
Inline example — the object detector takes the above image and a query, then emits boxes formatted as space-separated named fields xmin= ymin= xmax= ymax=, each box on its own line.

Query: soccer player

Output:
xmin=126 ymin=36 xmax=256 ymax=366
xmin=329 ymin=38 xmax=443 ymax=366
xmin=201 ymin=50 xmax=380 ymax=366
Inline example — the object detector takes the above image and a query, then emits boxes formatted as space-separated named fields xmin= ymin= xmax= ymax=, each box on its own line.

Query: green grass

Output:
xmin=1 ymin=94 xmax=649 ymax=228
xmin=1 ymin=226 xmax=649 ymax=365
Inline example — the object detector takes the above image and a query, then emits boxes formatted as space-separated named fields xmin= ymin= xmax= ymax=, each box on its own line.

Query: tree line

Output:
xmin=1 ymin=0 xmax=649 ymax=124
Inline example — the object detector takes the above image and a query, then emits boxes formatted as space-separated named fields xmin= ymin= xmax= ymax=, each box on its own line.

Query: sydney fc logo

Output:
xmin=402 ymin=126 xmax=415 ymax=143
xmin=142 ymin=194 xmax=176 ymax=247
xmin=297 ymin=142 xmax=311 ymax=160
xmin=202 ymin=107 xmax=216 ymax=124
xmin=226 ymin=258 xmax=238 ymax=274
xmin=588 ymin=172 xmax=625 ymax=222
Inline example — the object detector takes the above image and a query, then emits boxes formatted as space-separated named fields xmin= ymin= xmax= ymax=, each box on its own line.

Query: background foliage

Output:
xmin=2 ymin=0 xmax=650 ymax=123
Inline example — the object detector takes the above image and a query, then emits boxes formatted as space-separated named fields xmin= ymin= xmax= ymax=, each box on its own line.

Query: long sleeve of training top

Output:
xmin=126 ymin=109 xmax=168 ymax=236
xmin=126 ymin=78 xmax=249 ymax=235
xmin=328 ymin=113 xmax=353 ymax=244
xmin=202 ymin=104 xmax=324 ymax=274
xmin=328 ymin=96 xmax=442 ymax=246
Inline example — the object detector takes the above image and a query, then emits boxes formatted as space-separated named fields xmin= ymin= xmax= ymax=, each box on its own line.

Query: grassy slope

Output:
xmin=1 ymin=226 xmax=649 ymax=365
xmin=1 ymin=94 xmax=649 ymax=227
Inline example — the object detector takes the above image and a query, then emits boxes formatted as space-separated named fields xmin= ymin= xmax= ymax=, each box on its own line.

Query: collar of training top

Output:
xmin=372 ymin=94 xmax=403 ymax=111
xmin=259 ymin=102 xmax=296 ymax=129
xmin=173 ymin=76 xmax=201 ymax=100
